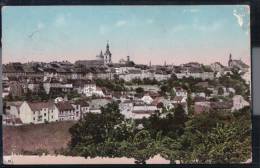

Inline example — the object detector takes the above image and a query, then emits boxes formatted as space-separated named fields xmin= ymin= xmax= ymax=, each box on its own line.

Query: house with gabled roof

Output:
xmin=55 ymin=101 xmax=77 ymax=121
xmin=19 ymin=101 xmax=58 ymax=124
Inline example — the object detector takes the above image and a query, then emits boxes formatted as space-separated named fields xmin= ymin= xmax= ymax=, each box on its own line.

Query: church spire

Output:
xmin=229 ymin=53 xmax=232 ymax=61
xmin=106 ymin=40 xmax=109 ymax=50
xmin=228 ymin=53 xmax=232 ymax=67
xmin=104 ymin=41 xmax=112 ymax=64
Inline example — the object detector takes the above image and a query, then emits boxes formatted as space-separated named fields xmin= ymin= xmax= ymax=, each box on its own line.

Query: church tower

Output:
xmin=104 ymin=41 xmax=112 ymax=64
xmin=228 ymin=53 xmax=232 ymax=67
xmin=96 ymin=50 xmax=104 ymax=62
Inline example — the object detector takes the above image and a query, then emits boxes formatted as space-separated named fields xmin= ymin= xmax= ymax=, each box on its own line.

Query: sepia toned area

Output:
xmin=2 ymin=6 xmax=251 ymax=164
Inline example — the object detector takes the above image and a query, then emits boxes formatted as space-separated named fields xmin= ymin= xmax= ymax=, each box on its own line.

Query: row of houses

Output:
xmin=3 ymin=88 xmax=249 ymax=126
xmin=3 ymin=98 xmax=111 ymax=126
xmin=2 ymin=78 xmax=107 ymax=98
xmin=194 ymin=95 xmax=250 ymax=114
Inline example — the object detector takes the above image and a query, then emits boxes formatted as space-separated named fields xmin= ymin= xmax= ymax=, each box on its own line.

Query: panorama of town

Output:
xmin=2 ymin=42 xmax=250 ymax=126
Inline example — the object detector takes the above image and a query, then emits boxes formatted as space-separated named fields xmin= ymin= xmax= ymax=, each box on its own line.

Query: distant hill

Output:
xmin=3 ymin=121 xmax=76 ymax=155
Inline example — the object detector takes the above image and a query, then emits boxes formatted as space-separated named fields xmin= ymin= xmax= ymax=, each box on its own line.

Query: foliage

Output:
xmin=68 ymin=101 xmax=251 ymax=164
xmin=135 ymin=87 xmax=144 ymax=95
xmin=95 ymin=79 xmax=126 ymax=92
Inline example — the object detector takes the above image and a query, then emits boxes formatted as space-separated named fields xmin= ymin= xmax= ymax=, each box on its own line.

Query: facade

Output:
xmin=77 ymin=83 xmax=105 ymax=97
xmin=141 ymin=94 xmax=154 ymax=104
xmin=43 ymin=79 xmax=73 ymax=94
xmin=71 ymin=100 xmax=90 ymax=119
xmin=55 ymin=101 xmax=77 ymax=121
xmin=173 ymin=87 xmax=188 ymax=98
xmin=131 ymin=105 xmax=158 ymax=119
xmin=232 ymin=95 xmax=250 ymax=111
xmin=19 ymin=101 xmax=58 ymax=124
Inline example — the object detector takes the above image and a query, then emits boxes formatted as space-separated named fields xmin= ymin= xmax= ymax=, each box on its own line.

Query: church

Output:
xmin=75 ymin=42 xmax=112 ymax=67
xmin=96 ymin=42 xmax=112 ymax=65
xmin=228 ymin=53 xmax=249 ymax=73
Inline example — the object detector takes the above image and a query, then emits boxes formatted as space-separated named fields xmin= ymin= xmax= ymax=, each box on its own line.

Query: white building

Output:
xmin=6 ymin=101 xmax=23 ymax=118
xmin=141 ymin=94 xmax=154 ymax=104
xmin=232 ymin=95 xmax=250 ymax=111
xmin=77 ymin=83 xmax=105 ymax=97
xmin=191 ymin=92 xmax=206 ymax=98
xmin=71 ymin=100 xmax=90 ymax=119
xmin=131 ymin=105 xmax=158 ymax=119
xmin=173 ymin=87 xmax=188 ymax=98
xmin=19 ymin=101 xmax=59 ymax=124
xmin=43 ymin=80 xmax=73 ymax=94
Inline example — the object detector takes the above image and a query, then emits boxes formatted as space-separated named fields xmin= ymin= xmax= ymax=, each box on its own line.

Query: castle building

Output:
xmin=228 ymin=53 xmax=249 ymax=73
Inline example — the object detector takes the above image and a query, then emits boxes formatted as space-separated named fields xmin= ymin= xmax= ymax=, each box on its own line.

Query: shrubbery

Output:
xmin=67 ymin=102 xmax=251 ymax=164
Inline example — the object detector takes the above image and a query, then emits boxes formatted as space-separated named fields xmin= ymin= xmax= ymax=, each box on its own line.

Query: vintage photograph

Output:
xmin=2 ymin=5 xmax=251 ymax=164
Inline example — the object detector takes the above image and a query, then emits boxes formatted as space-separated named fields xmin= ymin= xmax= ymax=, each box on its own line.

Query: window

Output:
xmin=33 ymin=117 xmax=35 ymax=121
xmin=38 ymin=116 xmax=42 ymax=121
xmin=44 ymin=113 xmax=46 ymax=117
xmin=52 ymin=116 xmax=54 ymax=119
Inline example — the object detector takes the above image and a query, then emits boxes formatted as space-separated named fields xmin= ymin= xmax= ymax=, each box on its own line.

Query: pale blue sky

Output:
xmin=2 ymin=5 xmax=250 ymax=65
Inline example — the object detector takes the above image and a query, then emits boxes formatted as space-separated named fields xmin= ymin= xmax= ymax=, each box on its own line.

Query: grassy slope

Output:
xmin=3 ymin=121 xmax=76 ymax=155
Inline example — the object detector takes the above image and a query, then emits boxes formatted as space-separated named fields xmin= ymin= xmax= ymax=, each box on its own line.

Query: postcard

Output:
xmin=2 ymin=5 xmax=251 ymax=164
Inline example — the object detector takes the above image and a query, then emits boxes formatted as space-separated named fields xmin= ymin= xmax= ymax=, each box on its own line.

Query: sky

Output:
xmin=2 ymin=5 xmax=250 ymax=66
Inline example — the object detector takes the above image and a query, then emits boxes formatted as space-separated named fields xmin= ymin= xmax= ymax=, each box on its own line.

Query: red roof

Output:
xmin=28 ymin=101 xmax=55 ymax=111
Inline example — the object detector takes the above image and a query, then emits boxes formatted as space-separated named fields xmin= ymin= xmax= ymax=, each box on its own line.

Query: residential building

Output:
xmin=141 ymin=94 xmax=154 ymax=104
xmin=19 ymin=101 xmax=58 ymax=124
xmin=55 ymin=101 xmax=76 ymax=121
xmin=77 ymin=83 xmax=105 ymax=97
xmin=232 ymin=95 xmax=250 ymax=111
xmin=71 ymin=100 xmax=90 ymax=119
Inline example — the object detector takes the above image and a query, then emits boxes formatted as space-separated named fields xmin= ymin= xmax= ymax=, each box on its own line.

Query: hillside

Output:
xmin=3 ymin=121 xmax=76 ymax=155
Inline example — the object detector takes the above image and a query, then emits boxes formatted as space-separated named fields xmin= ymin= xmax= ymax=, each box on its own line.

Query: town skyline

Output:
xmin=2 ymin=5 xmax=250 ymax=65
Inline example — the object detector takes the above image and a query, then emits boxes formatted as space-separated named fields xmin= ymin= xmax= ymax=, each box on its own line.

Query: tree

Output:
xmin=177 ymin=109 xmax=251 ymax=163
xmin=191 ymin=122 xmax=251 ymax=163
xmin=160 ymin=85 xmax=168 ymax=95
xmin=218 ymin=87 xmax=224 ymax=95
xmin=129 ymin=130 xmax=156 ymax=164
xmin=159 ymin=136 xmax=181 ymax=164
xmin=135 ymin=87 xmax=144 ymax=94
xmin=173 ymin=105 xmax=188 ymax=136
xmin=68 ymin=102 xmax=125 ymax=157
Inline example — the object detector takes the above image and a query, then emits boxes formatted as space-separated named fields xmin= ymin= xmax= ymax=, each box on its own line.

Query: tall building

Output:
xmin=104 ymin=42 xmax=112 ymax=64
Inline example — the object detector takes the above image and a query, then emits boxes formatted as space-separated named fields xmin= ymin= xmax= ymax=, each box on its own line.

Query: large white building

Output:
xmin=77 ymin=83 xmax=105 ymax=97
xmin=19 ymin=101 xmax=59 ymax=124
